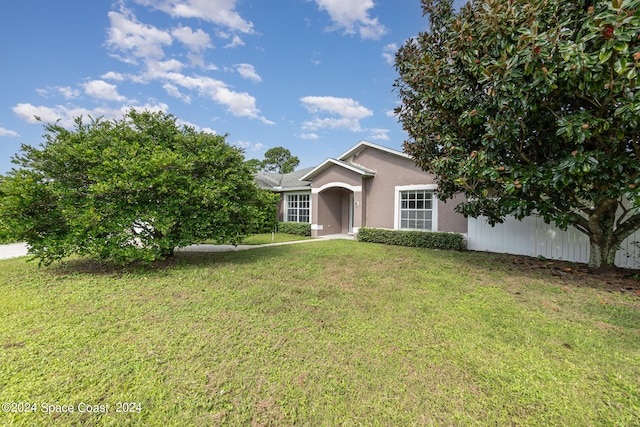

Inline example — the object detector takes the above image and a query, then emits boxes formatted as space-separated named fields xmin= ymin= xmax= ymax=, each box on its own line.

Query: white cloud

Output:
xmin=13 ymin=102 xmax=168 ymax=128
xmin=382 ymin=43 xmax=398 ymax=65
xmin=313 ymin=0 xmax=387 ymax=39
xmin=107 ymin=10 xmax=172 ymax=63
xmin=142 ymin=59 xmax=185 ymax=81
xmin=156 ymin=72 xmax=273 ymax=124
xmin=14 ymin=3 xmax=269 ymax=133
xmin=101 ymin=71 xmax=126 ymax=81
xmin=13 ymin=104 xmax=61 ymax=124
xmin=235 ymin=63 xmax=262 ymax=82
xmin=386 ymin=109 xmax=396 ymax=118
xmin=58 ymin=86 xmax=81 ymax=99
xmin=171 ymin=26 xmax=212 ymax=51
xmin=83 ymin=80 xmax=128 ymax=102
xmin=36 ymin=88 xmax=49 ymax=98
xmin=367 ymin=128 xmax=389 ymax=140
xmin=133 ymin=0 xmax=253 ymax=34
xmin=0 ymin=127 xmax=19 ymax=137
xmin=176 ymin=119 xmax=216 ymax=134
xmin=235 ymin=140 xmax=264 ymax=152
xmin=163 ymin=83 xmax=192 ymax=103
xmin=186 ymin=52 xmax=205 ymax=68
xmin=300 ymin=133 xmax=319 ymax=140
xmin=300 ymin=96 xmax=373 ymax=131
xmin=224 ymin=34 xmax=245 ymax=48
xmin=36 ymin=86 xmax=80 ymax=99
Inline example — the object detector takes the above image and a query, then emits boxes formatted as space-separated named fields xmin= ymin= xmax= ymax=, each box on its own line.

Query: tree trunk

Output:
xmin=160 ymin=246 xmax=175 ymax=258
xmin=588 ymin=238 xmax=618 ymax=272
xmin=586 ymin=200 xmax=620 ymax=273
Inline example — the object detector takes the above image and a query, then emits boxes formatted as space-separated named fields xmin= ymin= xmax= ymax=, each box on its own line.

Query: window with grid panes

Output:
xmin=286 ymin=193 xmax=310 ymax=223
xmin=399 ymin=190 xmax=433 ymax=230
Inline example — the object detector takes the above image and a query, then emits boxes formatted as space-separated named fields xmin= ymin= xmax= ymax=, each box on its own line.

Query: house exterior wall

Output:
xmin=438 ymin=194 xmax=468 ymax=234
xmin=276 ymin=193 xmax=285 ymax=222
xmin=315 ymin=189 xmax=346 ymax=235
xmin=348 ymin=146 xmax=467 ymax=233
xmin=311 ymin=166 xmax=363 ymax=190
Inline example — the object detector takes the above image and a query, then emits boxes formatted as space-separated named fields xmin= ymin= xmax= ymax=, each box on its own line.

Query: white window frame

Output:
xmin=394 ymin=184 xmax=438 ymax=231
xmin=284 ymin=192 xmax=311 ymax=223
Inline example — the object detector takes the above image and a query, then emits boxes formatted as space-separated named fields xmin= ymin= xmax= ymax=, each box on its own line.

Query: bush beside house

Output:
xmin=277 ymin=222 xmax=312 ymax=236
xmin=357 ymin=227 xmax=465 ymax=251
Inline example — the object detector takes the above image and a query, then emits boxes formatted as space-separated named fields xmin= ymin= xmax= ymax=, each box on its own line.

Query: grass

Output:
xmin=0 ymin=240 xmax=638 ymax=426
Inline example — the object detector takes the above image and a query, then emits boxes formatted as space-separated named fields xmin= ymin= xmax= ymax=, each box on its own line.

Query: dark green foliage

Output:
xmin=245 ymin=158 xmax=263 ymax=172
xmin=277 ymin=222 xmax=311 ymax=236
xmin=394 ymin=0 xmax=640 ymax=269
xmin=0 ymin=110 xmax=272 ymax=265
xmin=250 ymin=192 xmax=279 ymax=234
xmin=0 ymin=229 xmax=14 ymax=244
xmin=0 ymin=177 xmax=15 ymax=244
xmin=261 ymin=147 xmax=300 ymax=174
xmin=357 ymin=227 xmax=465 ymax=250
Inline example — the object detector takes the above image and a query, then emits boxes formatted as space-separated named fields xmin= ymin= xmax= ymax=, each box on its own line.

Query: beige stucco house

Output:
xmin=256 ymin=141 xmax=467 ymax=238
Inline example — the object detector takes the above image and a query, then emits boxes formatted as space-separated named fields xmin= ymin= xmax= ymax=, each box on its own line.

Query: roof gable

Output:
xmin=299 ymin=158 xmax=375 ymax=181
xmin=299 ymin=141 xmax=408 ymax=181
xmin=338 ymin=140 xmax=410 ymax=162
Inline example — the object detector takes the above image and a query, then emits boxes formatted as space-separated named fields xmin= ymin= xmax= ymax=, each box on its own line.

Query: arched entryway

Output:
xmin=313 ymin=186 xmax=355 ymax=236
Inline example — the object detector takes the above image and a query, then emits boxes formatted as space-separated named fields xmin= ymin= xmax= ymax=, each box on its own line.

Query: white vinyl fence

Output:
xmin=467 ymin=215 xmax=640 ymax=269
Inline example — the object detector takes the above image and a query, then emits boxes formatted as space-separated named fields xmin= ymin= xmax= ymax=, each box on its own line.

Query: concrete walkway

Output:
xmin=177 ymin=234 xmax=354 ymax=253
xmin=0 ymin=234 xmax=355 ymax=260
xmin=0 ymin=243 xmax=29 ymax=260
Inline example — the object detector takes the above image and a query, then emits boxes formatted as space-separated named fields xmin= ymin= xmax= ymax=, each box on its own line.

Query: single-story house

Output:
xmin=256 ymin=141 xmax=467 ymax=238
xmin=255 ymin=140 xmax=640 ymax=268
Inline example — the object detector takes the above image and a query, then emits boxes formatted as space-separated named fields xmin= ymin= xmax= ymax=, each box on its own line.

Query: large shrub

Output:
xmin=0 ymin=110 xmax=271 ymax=265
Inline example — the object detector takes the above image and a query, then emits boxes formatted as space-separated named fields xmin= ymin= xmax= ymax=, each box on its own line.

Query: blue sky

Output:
xmin=0 ymin=0 xmax=443 ymax=174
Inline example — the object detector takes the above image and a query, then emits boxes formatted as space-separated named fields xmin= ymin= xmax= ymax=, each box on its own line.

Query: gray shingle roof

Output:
xmin=255 ymin=166 xmax=314 ymax=191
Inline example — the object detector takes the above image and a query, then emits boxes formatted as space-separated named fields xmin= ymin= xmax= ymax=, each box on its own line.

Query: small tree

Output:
xmin=245 ymin=158 xmax=263 ymax=172
xmin=394 ymin=0 xmax=640 ymax=270
xmin=0 ymin=110 xmax=276 ymax=265
xmin=261 ymin=147 xmax=300 ymax=174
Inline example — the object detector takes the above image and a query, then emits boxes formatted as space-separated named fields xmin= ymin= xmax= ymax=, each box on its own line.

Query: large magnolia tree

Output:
xmin=395 ymin=0 xmax=640 ymax=270
xmin=0 ymin=110 xmax=276 ymax=265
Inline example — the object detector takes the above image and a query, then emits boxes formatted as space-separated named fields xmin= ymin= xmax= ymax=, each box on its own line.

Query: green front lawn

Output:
xmin=1 ymin=240 xmax=638 ymax=425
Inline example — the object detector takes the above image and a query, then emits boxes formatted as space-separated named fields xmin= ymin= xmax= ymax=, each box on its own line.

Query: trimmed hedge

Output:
xmin=277 ymin=222 xmax=312 ymax=236
xmin=357 ymin=227 xmax=465 ymax=251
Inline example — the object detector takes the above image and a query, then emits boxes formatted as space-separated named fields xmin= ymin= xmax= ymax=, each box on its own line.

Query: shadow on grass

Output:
xmin=35 ymin=239 xmax=640 ymax=297
xmin=43 ymin=243 xmax=313 ymax=277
